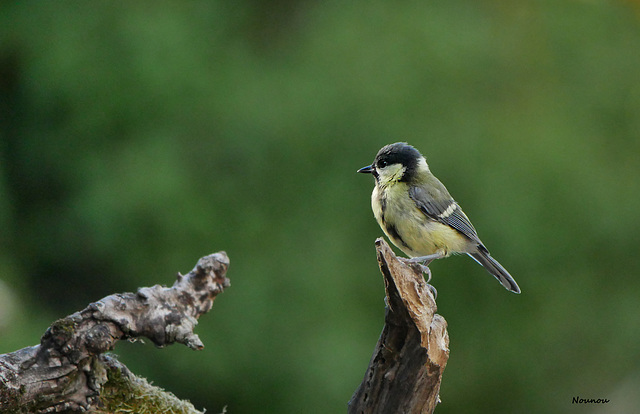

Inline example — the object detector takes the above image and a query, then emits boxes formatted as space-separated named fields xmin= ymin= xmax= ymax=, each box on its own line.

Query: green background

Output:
xmin=1 ymin=1 xmax=639 ymax=413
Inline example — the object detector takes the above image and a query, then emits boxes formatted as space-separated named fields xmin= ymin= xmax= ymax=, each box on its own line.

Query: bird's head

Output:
xmin=357 ymin=142 xmax=428 ymax=186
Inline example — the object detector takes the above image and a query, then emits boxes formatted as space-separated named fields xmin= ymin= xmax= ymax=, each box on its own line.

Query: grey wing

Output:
xmin=409 ymin=185 xmax=482 ymax=245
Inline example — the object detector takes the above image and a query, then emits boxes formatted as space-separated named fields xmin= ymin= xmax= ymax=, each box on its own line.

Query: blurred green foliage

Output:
xmin=1 ymin=1 xmax=640 ymax=413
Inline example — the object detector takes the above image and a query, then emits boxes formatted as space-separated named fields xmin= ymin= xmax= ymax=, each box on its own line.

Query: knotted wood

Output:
xmin=348 ymin=239 xmax=449 ymax=414
xmin=0 ymin=252 xmax=230 ymax=413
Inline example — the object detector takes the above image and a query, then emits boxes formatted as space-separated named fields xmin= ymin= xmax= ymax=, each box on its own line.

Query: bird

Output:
xmin=357 ymin=142 xmax=520 ymax=293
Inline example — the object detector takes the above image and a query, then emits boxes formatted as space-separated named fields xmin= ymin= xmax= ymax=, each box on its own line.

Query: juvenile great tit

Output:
xmin=358 ymin=142 xmax=520 ymax=294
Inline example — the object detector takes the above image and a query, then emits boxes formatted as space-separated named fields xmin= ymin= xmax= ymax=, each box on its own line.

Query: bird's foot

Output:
xmin=400 ymin=258 xmax=433 ymax=283
xmin=398 ymin=258 xmax=438 ymax=299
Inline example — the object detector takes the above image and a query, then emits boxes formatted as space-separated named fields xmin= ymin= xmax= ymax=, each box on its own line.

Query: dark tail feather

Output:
xmin=469 ymin=250 xmax=521 ymax=294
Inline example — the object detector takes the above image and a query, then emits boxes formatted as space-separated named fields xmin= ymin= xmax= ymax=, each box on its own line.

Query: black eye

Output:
xmin=377 ymin=159 xmax=388 ymax=168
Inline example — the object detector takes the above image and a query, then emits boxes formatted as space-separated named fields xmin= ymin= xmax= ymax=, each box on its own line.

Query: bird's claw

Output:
xmin=427 ymin=283 xmax=438 ymax=300
xmin=419 ymin=263 xmax=432 ymax=282
xmin=399 ymin=258 xmax=437 ymax=298
xmin=400 ymin=258 xmax=432 ymax=283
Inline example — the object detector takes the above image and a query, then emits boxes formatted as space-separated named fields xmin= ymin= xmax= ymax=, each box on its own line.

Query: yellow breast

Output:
xmin=372 ymin=182 xmax=470 ymax=258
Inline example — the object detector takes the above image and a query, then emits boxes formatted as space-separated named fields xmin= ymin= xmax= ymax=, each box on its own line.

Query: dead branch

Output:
xmin=0 ymin=252 xmax=230 ymax=413
xmin=348 ymin=239 xmax=449 ymax=414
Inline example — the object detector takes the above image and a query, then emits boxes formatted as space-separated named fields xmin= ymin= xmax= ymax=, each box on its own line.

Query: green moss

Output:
xmin=0 ymin=378 xmax=33 ymax=414
xmin=100 ymin=362 xmax=204 ymax=414
xmin=46 ymin=317 xmax=78 ymax=343
xmin=0 ymin=383 xmax=20 ymax=414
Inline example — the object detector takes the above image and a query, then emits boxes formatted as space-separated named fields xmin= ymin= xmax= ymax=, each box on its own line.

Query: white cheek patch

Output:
xmin=379 ymin=164 xmax=406 ymax=184
xmin=438 ymin=203 xmax=458 ymax=219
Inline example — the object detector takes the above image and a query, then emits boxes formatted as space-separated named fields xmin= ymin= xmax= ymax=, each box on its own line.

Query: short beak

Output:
xmin=357 ymin=164 xmax=373 ymax=174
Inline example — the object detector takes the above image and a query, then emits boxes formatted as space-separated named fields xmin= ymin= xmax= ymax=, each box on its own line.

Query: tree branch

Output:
xmin=0 ymin=252 xmax=230 ymax=413
xmin=348 ymin=239 xmax=449 ymax=414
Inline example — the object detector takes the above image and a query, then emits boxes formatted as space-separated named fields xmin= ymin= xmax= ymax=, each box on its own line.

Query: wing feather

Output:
xmin=409 ymin=185 xmax=481 ymax=244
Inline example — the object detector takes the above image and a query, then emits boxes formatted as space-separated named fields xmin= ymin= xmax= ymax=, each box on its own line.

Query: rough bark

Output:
xmin=0 ymin=252 xmax=230 ymax=413
xmin=348 ymin=239 xmax=450 ymax=414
